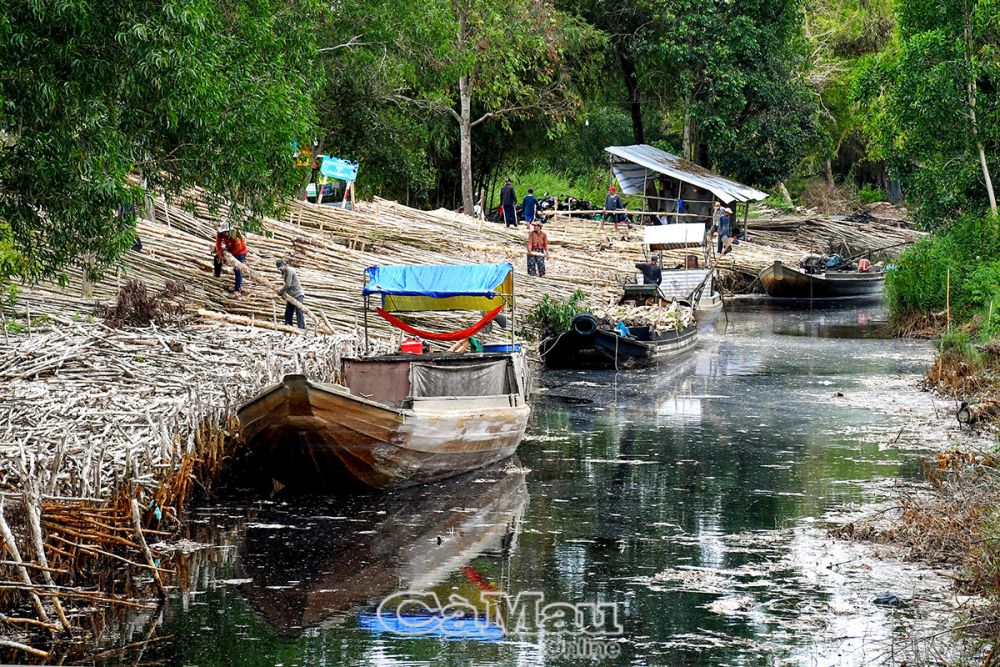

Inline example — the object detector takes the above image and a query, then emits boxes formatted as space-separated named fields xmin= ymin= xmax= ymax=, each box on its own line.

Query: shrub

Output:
xmin=858 ymin=183 xmax=885 ymax=204
xmin=525 ymin=290 xmax=587 ymax=339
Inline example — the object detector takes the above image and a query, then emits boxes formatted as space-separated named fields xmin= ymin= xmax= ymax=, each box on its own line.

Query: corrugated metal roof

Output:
xmin=606 ymin=144 xmax=769 ymax=204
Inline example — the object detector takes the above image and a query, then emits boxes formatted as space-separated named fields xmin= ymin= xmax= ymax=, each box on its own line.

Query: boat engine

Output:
xmin=799 ymin=253 xmax=827 ymax=274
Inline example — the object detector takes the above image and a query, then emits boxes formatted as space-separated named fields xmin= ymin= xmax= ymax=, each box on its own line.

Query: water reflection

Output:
xmin=237 ymin=465 xmax=527 ymax=638
xmin=100 ymin=306 xmax=975 ymax=666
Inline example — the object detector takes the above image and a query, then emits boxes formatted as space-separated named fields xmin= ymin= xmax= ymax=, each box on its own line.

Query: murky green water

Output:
xmin=109 ymin=307 xmax=966 ymax=666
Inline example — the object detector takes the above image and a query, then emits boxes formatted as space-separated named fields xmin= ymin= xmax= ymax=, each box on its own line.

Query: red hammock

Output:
xmin=375 ymin=306 xmax=504 ymax=342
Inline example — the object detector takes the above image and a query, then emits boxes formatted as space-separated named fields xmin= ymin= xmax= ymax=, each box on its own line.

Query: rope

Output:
xmin=374 ymin=306 xmax=503 ymax=342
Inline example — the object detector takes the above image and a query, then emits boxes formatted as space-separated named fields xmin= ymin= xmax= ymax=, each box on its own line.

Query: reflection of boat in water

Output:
xmin=237 ymin=465 xmax=528 ymax=638
xmin=238 ymin=263 xmax=530 ymax=490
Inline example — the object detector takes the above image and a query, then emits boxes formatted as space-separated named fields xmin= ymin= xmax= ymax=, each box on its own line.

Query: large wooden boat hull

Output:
xmin=695 ymin=291 xmax=723 ymax=323
xmin=238 ymin=375 xmax=529 ymax=490
xmin=758 ymin=261 xmax=885 ymax=299
xmin=540 ymin=324 xmax=698 ymax=370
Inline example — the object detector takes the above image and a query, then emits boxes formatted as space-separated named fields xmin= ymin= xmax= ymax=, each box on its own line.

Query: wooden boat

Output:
xmin=758 ymin=261 xmax=885 ymax=299
xmin=238 ymin=262 xmax=530 ymax=490
xmin=540 ymin=314 xmax=698 ymax=370
xmin=695 ymin=290 xmax=723 ymax=322
xmin=237 ymin=465 xmax=527 ymax=637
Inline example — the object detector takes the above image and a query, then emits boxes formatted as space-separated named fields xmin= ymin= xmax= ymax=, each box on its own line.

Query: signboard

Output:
xmin=318 ymin=155 xmax=359 ymax=182
xmin=643 ymin=223 xmax=706 ymax=250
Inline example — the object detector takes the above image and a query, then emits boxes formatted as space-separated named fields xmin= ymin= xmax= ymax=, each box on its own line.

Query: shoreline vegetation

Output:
xmin=0 ymin=191 xmax=915 ymax=660
xmin=831 ymin=212 xmax=1000 ymax=661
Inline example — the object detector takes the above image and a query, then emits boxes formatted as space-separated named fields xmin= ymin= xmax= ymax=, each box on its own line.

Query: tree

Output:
xmin=854 ymin=0 xmax=1000 ymax=224
xmin=374 ymin=0 xmax=603 ymax=215
xmin=0 ymin=0 xmax=321 ymax=283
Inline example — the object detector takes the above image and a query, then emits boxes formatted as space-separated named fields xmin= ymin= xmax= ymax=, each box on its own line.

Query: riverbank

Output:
xmin=0 ymin=195 xmax=922 ymax=659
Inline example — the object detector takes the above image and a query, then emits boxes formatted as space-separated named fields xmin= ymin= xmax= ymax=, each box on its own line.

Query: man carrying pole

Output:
xmin=276 ymin=260 xmax=306 ymax=330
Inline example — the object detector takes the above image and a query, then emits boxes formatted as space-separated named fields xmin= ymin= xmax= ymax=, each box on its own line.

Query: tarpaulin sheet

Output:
xmin=409 ymin=360 xmax=510 ymax=398
xmin=364 ymin=263 xmax=513 ymax=312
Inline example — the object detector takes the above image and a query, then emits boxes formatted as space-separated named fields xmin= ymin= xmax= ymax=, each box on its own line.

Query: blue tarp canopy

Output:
xmin=363 ymin=263 xmax=514 ymax=312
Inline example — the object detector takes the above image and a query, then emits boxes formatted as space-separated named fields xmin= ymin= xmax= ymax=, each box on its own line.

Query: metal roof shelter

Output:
xmin=606 ymin=144 xmax=768 ymax=204
xmin=605 ymin=144 xmax=768 ymax=235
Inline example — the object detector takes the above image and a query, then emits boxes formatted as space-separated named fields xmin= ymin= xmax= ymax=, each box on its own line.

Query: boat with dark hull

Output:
xmin=758 ymin=261 xmax=885 ymax=299
xmin=539 ymin=313 xmax=698 ymax=370
xmin=238 ymin=263 xmax=530 ymax=490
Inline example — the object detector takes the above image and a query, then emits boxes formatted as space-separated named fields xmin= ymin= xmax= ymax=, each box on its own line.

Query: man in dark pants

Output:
xmin=276 ymin=260 xmax=306 ymax=329
xmin=500 ymin=179 xmax=518 ymax=228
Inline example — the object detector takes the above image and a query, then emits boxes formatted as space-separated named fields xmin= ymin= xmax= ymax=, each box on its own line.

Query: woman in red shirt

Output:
xmin=214 ymin=225 xmax=248 ymax=296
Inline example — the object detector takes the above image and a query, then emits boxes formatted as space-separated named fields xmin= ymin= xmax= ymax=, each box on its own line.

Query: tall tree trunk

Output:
xmin=778 ymin=181 xmax=793 ymax=205
xmin=458 ymin=74 xmax=474 ymax=216
xmin=824 ymin=159 xmax=835 ymax=188
xmin=682 ymin=91 xmax=697 ymax=162
xmin=964 ymin=0 xmax=997 ymax=216
xmin=618 ymin=51 xmax=644 ymax=145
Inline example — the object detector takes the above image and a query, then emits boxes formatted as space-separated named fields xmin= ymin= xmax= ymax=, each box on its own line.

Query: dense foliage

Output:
xmin=0 ymin=0 xmax=321 ymax=283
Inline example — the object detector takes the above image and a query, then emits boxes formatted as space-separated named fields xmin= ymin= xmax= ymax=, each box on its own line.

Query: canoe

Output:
xmin=540 ymin=315 xmax=698 ymax=370
xmin=758 ymin=261 xmax=884 ymax=299
xmin=237 ymin=465 xmax=528 ymax=637
xmin=238 ymin=353 xmax=530 ymax=490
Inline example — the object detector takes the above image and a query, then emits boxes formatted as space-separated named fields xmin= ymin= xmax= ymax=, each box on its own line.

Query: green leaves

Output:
xmin=0 ymin=0 xmax=322 ymax=284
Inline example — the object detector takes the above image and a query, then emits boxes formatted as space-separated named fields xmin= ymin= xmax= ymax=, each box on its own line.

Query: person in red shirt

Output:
xmin=214 ymin=224 xmax=248 ymax=296
xmin=527 ymin=221 xmax=548 ymax=277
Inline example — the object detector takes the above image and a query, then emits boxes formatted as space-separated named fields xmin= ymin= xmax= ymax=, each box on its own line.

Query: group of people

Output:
xmin=499 ymin=179 xmax=544 ymax=227
xmin=213 ymin=224 xmax=307 ymax=330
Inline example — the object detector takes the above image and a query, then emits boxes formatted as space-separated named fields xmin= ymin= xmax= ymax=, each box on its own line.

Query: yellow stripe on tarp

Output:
xmin=382 ymin=273 xmax=513 ymax=312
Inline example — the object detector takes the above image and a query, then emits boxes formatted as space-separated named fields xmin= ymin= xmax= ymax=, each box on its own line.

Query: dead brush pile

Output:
xmin=102 ymin=279 xmax=187 ymax=328
xmin=833 ymin=450 xmax=1000 ymax=628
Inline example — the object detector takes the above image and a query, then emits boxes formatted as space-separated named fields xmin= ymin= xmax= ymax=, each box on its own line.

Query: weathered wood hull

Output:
xmin=758 ymin=261 xmax=885 ymax=299
xmin=540 ymin=324 xmax=698 ymax=370
xmin=238 ymin=375 xmax=529 ymax=490
xmin=696 ymin=291 xmax=723 ymax=323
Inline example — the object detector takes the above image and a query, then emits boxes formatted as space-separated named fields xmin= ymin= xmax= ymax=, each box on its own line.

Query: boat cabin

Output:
xmin=342 ymin=353 xmax=527 ymax=409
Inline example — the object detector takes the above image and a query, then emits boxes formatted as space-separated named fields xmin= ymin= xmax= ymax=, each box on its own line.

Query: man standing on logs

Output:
xmin=276 ymin=260 xmax=306 ymax=330
xmin=214 ymin=223 xmax=248 ymax=297
xmin=500 ymin=179 xmax=518 ymax=228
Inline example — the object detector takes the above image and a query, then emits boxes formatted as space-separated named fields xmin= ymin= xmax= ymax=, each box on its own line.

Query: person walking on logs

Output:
xmin=527 ymin=221 xmax=548 ymax=277
xmin=522 ymin=188 xmax=537 ymax=226
xmin=601 ymin=185 xmax=628 ymax=231
xmin=215 ymin=223 xmax=248 ymax=298
xmin=276 ymin=260 xmax=306 ymax=329
xmin=500 ymin=179 xmax=518 ymax=228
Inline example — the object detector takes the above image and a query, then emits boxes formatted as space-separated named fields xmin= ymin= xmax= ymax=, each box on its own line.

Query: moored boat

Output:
xmin=238 ymin=263 xmax=530 ymax=490
xmin=758 ymin=260 xmax=885 ymax=299
xmin=540 ymin=313 xmax=698 ymax=370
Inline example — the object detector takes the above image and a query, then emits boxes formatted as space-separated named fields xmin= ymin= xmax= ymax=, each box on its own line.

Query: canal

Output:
xmin=108 ymin=306 xmax=975 ymax=665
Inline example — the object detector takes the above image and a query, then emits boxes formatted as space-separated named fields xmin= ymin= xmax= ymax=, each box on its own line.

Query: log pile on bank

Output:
xmin=0 ymin=192 xmax=923 ymax=658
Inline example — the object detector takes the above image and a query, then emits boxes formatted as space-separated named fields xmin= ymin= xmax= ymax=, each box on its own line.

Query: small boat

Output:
xmin=758 ymin=261 xmax=885 ymax=299
xmin=636 ymin=222 xmax=722 ymax=323
xmin=238 ymin=263 xmax=530 ymax=490
xmin=540 ymin=313 xmax=698 ymax=370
